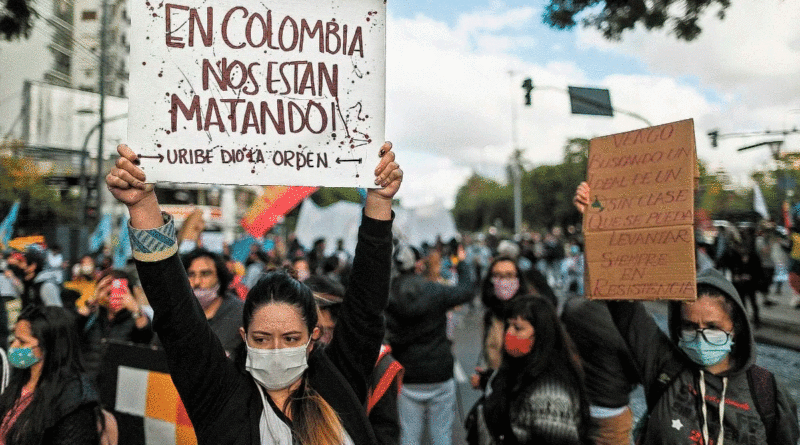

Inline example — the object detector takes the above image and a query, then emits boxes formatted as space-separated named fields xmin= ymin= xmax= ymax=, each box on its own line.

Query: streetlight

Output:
xmin=78 ymin=113 xmax=128 ymax=225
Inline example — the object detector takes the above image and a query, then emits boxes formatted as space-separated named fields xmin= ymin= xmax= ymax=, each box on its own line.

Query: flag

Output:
xmin=0 ymin=201 xmax=20 ymax=248
xmin=89 ymin=214 xmax=113 ymax=252
xmin=98 ymin=341 xmax=196 ymax=445
xmin=240 ymin=186 xmax=318 ymax=238
xmin=114 ymin=215 xmax=132 ymax=269
xmin=753 ymin=184 xmax=769 ymax=220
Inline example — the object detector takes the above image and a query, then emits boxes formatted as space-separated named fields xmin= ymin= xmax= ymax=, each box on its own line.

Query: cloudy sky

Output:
xmin=2 ymin=0 xmax=799 ymax=209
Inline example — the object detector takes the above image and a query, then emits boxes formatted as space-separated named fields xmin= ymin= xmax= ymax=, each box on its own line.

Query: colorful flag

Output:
xmin=90 ymin=214 xmax=113 ymax=252
xmin=98 ymin=341 xmax=196 ymax=445
xmin=0 ymin=201 xmax=20 ymax=248
xmin=240 ymin=186 xmax=318 ymax=238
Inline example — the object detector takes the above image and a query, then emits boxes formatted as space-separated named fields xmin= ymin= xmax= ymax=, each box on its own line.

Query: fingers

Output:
xmin=374 ymin=161 xmax=401 ymax=187
xmin=374 ymin=141 xmax=395 ymax=176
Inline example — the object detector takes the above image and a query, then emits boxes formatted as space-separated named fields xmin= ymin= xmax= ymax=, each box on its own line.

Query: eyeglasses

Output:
xmin=680 ymin=328 xmax=732 ymax=346
xmin=491 ymin=272 xmax=517 ymax=279
xmin=188 ymin=270 xmax=216 ymax=279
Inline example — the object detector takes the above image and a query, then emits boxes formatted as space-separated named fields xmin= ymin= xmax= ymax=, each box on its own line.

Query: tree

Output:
xmin=542 ymin=0 xmax=731 ymax=41
xmin=0 ymin=0 xmax=36 ymax=40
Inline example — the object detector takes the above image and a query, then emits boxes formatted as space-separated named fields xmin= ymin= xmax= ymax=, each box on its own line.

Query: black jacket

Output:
xmin=135 ymin=213 xmax=393 ymax=445
xmin=385 ymin=261 xmax=475 ymax=384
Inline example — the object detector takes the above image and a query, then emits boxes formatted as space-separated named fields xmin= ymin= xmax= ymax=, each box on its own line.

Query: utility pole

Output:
xmin=95 ymin=0 xmax=109 ymax=216
xmin=509 ymin=71 xmax=522 ymax=235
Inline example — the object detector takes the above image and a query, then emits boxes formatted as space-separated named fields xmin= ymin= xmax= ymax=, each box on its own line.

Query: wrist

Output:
xmin=128 ymin=193 xmax=162 ymax=230
xmin=365 ymin=191 xmax=392 ymax=220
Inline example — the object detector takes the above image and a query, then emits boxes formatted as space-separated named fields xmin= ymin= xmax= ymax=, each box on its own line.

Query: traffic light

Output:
xmin=522 ymin=78 xmax=533 ymax=106
xmin=708 ymin=130 xmax=719 ymax=148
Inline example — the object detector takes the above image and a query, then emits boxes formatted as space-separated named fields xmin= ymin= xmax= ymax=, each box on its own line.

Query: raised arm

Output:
xmin=325 ymin=141 xmax=402 ymax=401
xmin=105 ymin=144 xmax=162 ymax=230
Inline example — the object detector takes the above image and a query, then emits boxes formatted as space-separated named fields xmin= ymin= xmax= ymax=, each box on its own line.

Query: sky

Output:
xmin=2 ymin=0 xmax=800 ymax=209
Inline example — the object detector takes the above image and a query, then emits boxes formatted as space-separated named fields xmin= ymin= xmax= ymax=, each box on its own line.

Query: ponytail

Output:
xmin=288 ymin=379 xmax=345 ymax=445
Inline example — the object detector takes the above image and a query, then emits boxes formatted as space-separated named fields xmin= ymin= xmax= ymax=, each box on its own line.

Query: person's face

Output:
xmin=491 ymin=260 xmax=517 ymax=280
xmin=317 ymin=308 xmax=335 ymax=345
xmin=188 ymin=256 xmax=219 ymax=290
xmin=240 ymin=302 xmax=319 ymax=351
xmin=11 ymin=320 xmax=43 ymax=362
xmin=506 ymin=316 xmax=535 ymax=344
xmin=680 ymin=295 xmax=734 ymax=336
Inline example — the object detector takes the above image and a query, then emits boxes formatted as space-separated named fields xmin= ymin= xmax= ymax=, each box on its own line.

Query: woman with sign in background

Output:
xmin=107 ymin=142 xmax=401 ymax=445
xmin=574 ymin=181 xmax=799 ymax=445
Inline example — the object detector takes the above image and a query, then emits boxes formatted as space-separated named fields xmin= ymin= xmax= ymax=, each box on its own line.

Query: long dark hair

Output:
xmin=237 ymin=270 xmax=344 ymax=445
xmin=0 ymin=306 xmax=97 ymax=444
xmin=182 ymin=248 xmax=233 ymax=297
xmin=480 ymin=256 xmax=529 ymax=311
xmin=483 ymin=295 xmax=591 ymax=444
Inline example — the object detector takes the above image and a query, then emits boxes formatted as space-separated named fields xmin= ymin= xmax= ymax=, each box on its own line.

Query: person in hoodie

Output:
xmin=385 ymin=243 xmax=475 ymax=445
xmin=574 ymin=182 xmax=799 ymax=445
xmin=18 ymin=248 xmax=63 ymax=308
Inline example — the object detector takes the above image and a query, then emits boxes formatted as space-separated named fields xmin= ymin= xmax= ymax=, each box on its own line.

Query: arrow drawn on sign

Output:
xmin=336 ymin=157 xmax=363 ymax=164
xmin=137 ymin=154 xmax=165 ymax=163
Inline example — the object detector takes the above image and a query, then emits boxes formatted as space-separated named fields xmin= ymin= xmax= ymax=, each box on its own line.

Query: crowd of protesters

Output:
xmin=0 ymin=150 xmax=799 ymax=445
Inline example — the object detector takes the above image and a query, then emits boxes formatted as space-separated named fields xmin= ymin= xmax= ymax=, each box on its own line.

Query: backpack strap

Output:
xmin=747 ymin=364 xmax=777 ymax=443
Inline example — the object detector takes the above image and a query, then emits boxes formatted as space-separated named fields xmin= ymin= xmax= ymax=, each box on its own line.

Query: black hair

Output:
xmin=483 ymin=295 xmax=591 ymax=444
xmin=241 ymin=270 xmax=318 ymax=337
xmin=480 ymin=256 xmax=529 ymax=313
xmin=0 ymin=306 xmax=98 ymax=445
xmin=182 ymin=248 xmax=233 ymax=298
xmin=304 ymin=274 xmax=345 ymax=322
xmin=22 ymin=248 xmax=45 ymax=276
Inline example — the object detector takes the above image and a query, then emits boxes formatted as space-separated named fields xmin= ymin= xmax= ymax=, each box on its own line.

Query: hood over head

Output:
xmin=668 ymin=268 xmax=755 ymax=375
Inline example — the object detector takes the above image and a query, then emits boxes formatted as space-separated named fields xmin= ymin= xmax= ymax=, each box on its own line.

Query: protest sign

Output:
xmin=128 ymin=0 xmax=385 ymax=187
xmin=584 ymin=119 xmax=697 ymax=301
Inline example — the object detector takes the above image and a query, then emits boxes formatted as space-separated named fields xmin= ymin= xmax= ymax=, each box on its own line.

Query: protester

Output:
xmin=107 ymin=142 xmax=401 ymax=444
xmin=466 ymin=295 xmax=591 ymax=445
xmin=0 ymin=305 xmax=105 ymax=444
xmin=575 ymin=181 xmax=800 ymax=444
xmin=183 ymin=247 xmax=244 ymax=355
xmin=561 ymin=296 xmax=639 ymax=445
xmin=77 ymin=270 xmax=153 ymax=382
xmin=16 ymin=248 xmax=63 ymax=308
xmin=306 ymin=274 xmax=404 ymax=445
xmin=385 ymin=242 xmax=474 ymax=445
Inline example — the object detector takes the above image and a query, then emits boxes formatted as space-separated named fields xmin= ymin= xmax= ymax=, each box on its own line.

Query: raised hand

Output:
xmin=573 ymin=181 xmax=590 ymax=215
xmin=106 ymin=144 xmax=155 ymax=208
xmin=366 ymin=141 xmax=402 ymax=220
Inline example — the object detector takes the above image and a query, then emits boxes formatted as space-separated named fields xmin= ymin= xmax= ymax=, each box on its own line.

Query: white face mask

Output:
xmin=245 ymin=339 xmax=310 ymax=390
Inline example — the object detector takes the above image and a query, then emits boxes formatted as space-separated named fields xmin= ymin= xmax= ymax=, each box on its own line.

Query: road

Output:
xmin=443 ymin=299 xmax=800 ymax=445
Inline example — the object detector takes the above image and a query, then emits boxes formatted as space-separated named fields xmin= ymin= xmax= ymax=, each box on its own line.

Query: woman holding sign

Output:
xmin=574 ymin=181 xmax=799 ymax=445
xmin=107 ymin=142 xmax=401 ymax=445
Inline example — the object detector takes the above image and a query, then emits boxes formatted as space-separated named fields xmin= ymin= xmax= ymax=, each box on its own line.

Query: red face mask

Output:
xmin=504 ymin=331 xmax=533 ymax=357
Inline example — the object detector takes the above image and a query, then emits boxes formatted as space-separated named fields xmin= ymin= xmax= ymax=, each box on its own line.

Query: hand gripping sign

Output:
xmin=128 ymin=0 xmax=386 ymax=187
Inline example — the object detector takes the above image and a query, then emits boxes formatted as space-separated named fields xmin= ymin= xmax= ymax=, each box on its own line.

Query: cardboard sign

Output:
xmin=584 ymin=119 xmax=697 ymax=300
xmin=128 ymin=0 xmax=386 ymax=187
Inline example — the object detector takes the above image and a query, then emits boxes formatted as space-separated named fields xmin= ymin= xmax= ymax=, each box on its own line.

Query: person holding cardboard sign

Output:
xmin=107 ymin=142 xmax=401 ymax=445
xmin=575 ymin=182 xmax=799 ymax=445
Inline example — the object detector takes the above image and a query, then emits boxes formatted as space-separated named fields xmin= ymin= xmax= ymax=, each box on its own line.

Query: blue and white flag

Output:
xmin=113 ymin=215 xmax=132 ymax=268
xmin=0 ymin=201 xmax=20 ymax=247
xmin=89 ymin=214 xmax=113 ymax=252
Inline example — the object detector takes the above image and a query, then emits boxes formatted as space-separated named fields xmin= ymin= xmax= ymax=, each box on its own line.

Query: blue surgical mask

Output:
xmin=8 ymin=347 xmax=40 ymax=369
xmin=678 ymin=336 xmax=733 ymax=367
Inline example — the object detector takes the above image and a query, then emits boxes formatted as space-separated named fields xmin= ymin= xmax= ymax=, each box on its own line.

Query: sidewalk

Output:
xmin=643 ymin=284 xmax=800 ymax=352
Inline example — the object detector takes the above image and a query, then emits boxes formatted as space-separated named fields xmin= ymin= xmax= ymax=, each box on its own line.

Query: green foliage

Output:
xmin=0 ymin=140 xmax=66 ymax=223
xmin=452 ymin=138 xmax=587 ymax=232
xmin=543 ymin=0 xmax=731 ymax=41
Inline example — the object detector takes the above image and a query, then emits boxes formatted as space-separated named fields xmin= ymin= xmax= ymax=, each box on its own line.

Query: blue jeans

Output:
xmin=398 ymin=379 xmax=456 ymax=445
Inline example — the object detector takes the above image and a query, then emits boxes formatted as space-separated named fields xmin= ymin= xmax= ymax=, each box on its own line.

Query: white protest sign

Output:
xmin=128 ymin=0 xmax=385 ymax=187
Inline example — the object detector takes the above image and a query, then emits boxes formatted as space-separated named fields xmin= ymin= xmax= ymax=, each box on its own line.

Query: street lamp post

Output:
xmin=79 ymin=113 xmax=128 ymax=226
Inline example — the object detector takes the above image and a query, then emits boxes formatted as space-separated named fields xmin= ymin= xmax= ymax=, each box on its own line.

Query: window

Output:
xmin=81 ymin=10 xmax=97 ymax=20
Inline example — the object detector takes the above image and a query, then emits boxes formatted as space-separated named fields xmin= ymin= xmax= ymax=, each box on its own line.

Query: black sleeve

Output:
xmin=369 ymin=378 xmax=401 ymax=445
xmin=136 ymin=254 xmax=245 ymax=424
xmin=605 ymin=301 xmax=682 ymax=394
xmin=44 ymin=404 xmax=100 ymax=445
xmin=324 ymin=212 xmax=393 ymax=403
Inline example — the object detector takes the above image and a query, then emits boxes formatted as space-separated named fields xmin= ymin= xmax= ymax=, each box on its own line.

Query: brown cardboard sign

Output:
xmin=584 ymin=119 xmax=697 ymax=300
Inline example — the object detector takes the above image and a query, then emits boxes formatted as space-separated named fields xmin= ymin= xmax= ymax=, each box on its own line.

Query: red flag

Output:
xmin=240 ymin=186 xmax=318 ymax=237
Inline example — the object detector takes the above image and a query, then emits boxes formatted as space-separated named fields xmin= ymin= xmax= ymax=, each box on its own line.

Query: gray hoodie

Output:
xmin=609 ymin=268 xmax=798 ymax=445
